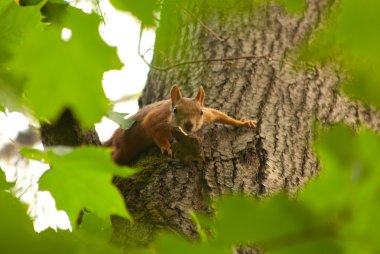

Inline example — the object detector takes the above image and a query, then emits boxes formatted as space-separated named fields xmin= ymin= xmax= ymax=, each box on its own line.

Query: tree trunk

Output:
xmin=113 ymin=0 xmax=380 ymax=243
xmin=41 ymin=109 xmax=101 ymax=147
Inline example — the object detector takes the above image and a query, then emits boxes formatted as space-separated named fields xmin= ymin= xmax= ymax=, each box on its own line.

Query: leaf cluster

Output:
xmin=0 ymin=0 xmax=121 ymax=126
xmin=298 ymin=0 xmax=380 ymax=108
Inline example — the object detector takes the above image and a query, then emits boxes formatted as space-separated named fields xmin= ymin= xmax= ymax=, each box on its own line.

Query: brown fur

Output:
xmin=105 ymin=85 xmax=256 ymax=165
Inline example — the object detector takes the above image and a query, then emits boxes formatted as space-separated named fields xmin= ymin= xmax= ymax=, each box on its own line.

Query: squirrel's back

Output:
xmin=107 ymin=99 xmax=172 ymax=164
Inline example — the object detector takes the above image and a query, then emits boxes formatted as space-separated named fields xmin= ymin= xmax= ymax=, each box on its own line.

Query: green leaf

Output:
xmin=0 ymin=191 xmax=42 ymax=253
xmin=20 ymin=146 xmax=51 ymax=163
xmin=17 ymin=0 xmax=43 ymax=6
xmin=300 ymin=125 xmax=380 ymax=253
xmin=0 ymin=0 xmax=12 ymax=14
xmin=0 ymin=1 xmax=43 ymax=63
xmin=109 ymin=0 xmax=160 ymax=27
xmin=0 ymin=190 xmax=123 ymax=254
xmin=24 ymin=146 xmax=135 ymax=226
xmin=41 ymin=1 xmax=68 ymax=26
xmin=339 ymin=129 xmax=380 ymax=252
xmin=149 ymin=194 xmax=340 ymax=254
xmin=155 ymin=233 xmax=228 ymax=254
xmin=0 ymin=168 xmax=13 ymax=190
xmin=213 ymin=195 xmax=321 ymax=248
xmin=300 ymin=125 xmax=380 ymax=214
xmin=8 ymin=6 xmax=122 ymax=126
xmin=79 ymin=212 xmax=113 ymax=242
xmin=299 ymin=1 xmax=380 ymax=108
xmin=270 ymin=238 xmax=341 ymax=254
xmin=107 ymin=111 xmax=135 ymax=129
xmin=189 ymin=210 xmax=207 ymax=242
xmin=0 ymin=2 xmax=42 ymax=112
xmin=343 ymin=63 xmax=380 ymax=109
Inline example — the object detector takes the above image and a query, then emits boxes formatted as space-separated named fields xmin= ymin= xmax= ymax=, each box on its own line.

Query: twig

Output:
xmin=95 ymin=0 xmax=106 ymax=25
xmin=143 ymin=54 xmax=270 ymax=71
xmin=136 ymin=25 xmax=323 ymax=73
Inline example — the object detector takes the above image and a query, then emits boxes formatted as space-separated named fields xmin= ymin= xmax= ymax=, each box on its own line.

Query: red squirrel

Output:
xmin=105 ymin=85 xmax=256 ymax=165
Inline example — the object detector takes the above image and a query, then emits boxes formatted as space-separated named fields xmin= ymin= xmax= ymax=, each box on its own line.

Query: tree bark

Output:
xmin=41 ymin=109 xmax=101 ymax=147
xmin=113 ymin=0 xmax=380 ymax=244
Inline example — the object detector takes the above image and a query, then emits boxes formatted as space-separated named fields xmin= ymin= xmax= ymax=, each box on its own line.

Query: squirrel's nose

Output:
xmin=184 ymin=121 xmax=193 ymax=132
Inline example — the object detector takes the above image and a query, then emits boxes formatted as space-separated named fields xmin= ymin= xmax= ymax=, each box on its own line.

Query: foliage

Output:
xmin=0 ymin=167 xmax=12 ymax=190
xmin=0 ymin=0 xmax=120 ymax=125
xmin=299 ymin=0 xmax=380 ymax=108
xmin=109 ymin=0 xmax=161 ymax=28
xmin=20 ymin=146 xmax=136 ymax=225
xmin=107 ymin=111 xmax=135 ymax=130
xmin=0 ymin=189 xmax=123 ymax=254
xmin=1 ymin=0 xmax=380 ymax=254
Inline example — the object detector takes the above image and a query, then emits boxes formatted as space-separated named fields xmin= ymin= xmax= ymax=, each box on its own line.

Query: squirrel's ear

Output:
xmin=170 ymin=85 xmax=183 ymax=105
xmin=195 ymin=86 xmax=205 ymax=106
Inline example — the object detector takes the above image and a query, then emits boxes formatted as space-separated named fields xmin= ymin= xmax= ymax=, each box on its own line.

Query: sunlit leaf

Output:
xmin=0 ymin=0 xmax=12 ymax=13
xmin=8 ymin=6 xmax=122 ymax=126
xmin=79 ymin=212 xmax=113 ymax=242
xmin=20 ymin=146 xmax=51 ymax=163
xmin=0 ymin=169 xmax=13 ymax=190
xmin=0 ymin=2 xmax=42 ymax=112
xmin=107 ymin=111 xmax=134 ymax=129
xmin=0 ymin=191 xmax=40 ymax=253
xmin=109 ymin=0 xmax=160 ymax=27
xmin=23 ymin=146 xmax=135 ymax=226
xmin=0 ymin=2 xmax=43 ymax=63
xmin=0 ymin=191 xmax=123 ymax=254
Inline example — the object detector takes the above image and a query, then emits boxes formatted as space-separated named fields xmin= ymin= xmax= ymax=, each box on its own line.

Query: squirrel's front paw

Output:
xmin=241 ymin=119 xmax=257 ymax=129
xmin=160 ymin=146 xmax=173 ymax=158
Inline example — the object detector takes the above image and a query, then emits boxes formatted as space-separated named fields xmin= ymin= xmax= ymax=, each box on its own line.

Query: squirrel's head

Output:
xmin=169 ymin=85 xmax=205 ymax=133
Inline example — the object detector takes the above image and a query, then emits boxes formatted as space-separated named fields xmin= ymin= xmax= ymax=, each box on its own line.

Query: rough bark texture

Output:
xmin=41 ymin=109 xmax=101 ymax=147
xmin=112 ymin=0 xmax=380 ymax=244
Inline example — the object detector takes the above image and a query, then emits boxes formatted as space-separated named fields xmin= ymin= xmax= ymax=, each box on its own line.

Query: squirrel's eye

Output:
xmin=173 ymin=107 xmax=178 ymax=114
xmin=200 ymin=110 xmax=203 ymax=116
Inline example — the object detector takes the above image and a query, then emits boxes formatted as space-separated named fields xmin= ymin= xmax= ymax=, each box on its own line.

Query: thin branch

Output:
xmin=94 ymin=0 xmax=106 ymax=25
xmin=143 ymin=54 xmax=270 ymax=71
xmin=136 ymin=25 xmax=333 ymax=74
xmin=138 ymin=25 xmax=170 ymax=68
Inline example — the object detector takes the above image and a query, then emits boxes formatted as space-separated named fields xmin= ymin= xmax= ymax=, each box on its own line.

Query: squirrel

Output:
xmin=104 ymin=85 xmax=256 ymax=165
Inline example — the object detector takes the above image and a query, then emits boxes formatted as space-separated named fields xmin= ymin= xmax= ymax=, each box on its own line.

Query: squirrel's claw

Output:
xmin=160 ymin=146 xmax=173 ymax=158
xmin=240 ymin=119 xmax=257 ymax=129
